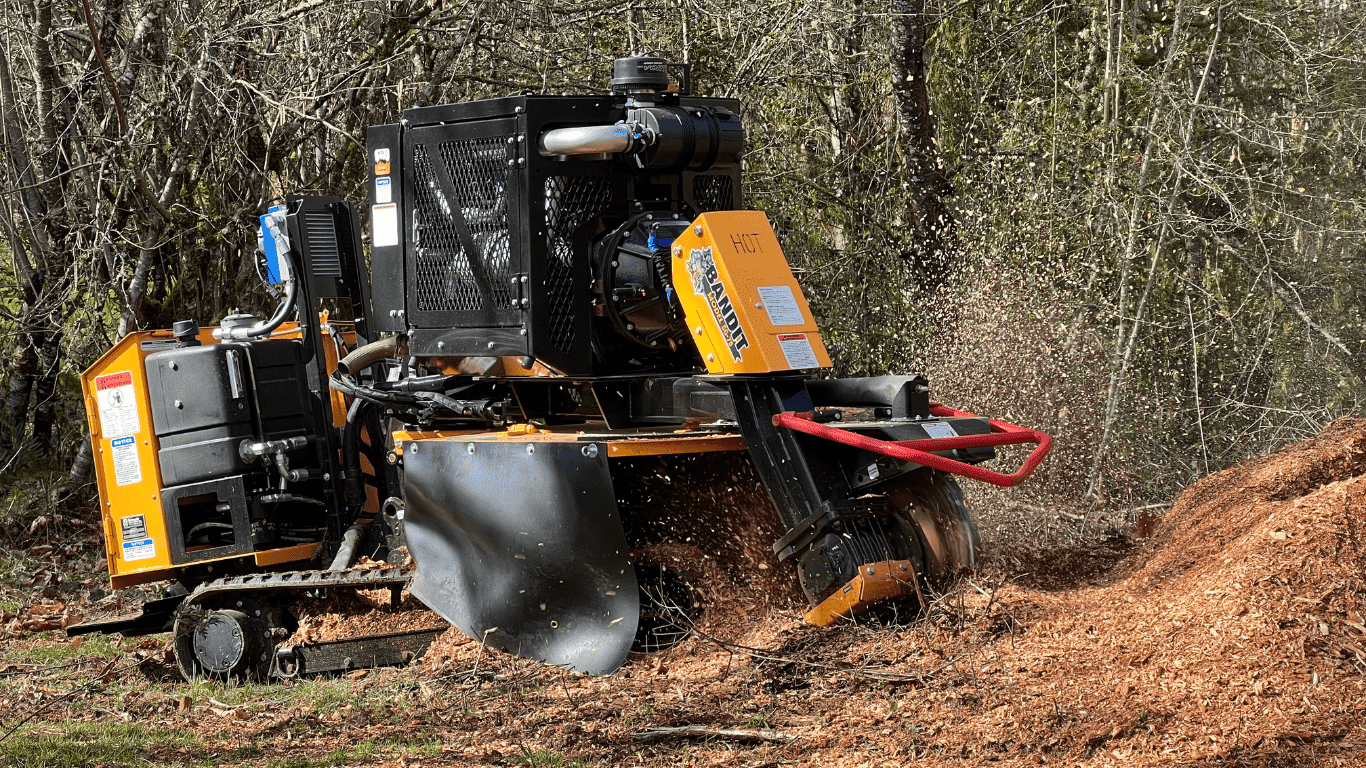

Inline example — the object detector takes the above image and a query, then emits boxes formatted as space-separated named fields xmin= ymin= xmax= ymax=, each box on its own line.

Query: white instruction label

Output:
xmin=122 ymin=538 xmax=156 ymax=562
xmin=110 ymin=435 xmax=142 ymax=486
xmin=756 ymin=285 xmax=805 ymax=326
xmin=866 ymin=462 xmax=881 ymax=480
xmin=95 ymin=371 xmax=139 ymax=439
xmin=372 ymin=203 xmax=399 ymax=247
xmin=922 ymin=421 xmax=959 ymax=439
xmin=776 ymin=333 xmax=819 ymax=370
xmin=375 ymin=176 xmax=392 ymax=204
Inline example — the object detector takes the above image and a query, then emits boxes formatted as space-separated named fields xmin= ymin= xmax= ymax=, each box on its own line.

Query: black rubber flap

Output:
xmin=402 ymin=439 xmax=639 ymax=674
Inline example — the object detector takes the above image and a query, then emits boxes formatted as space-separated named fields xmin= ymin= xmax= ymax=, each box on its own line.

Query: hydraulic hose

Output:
xmin=327 ymin=524 xmax=366 ymax=571
xmin=214 ymin=255 xmax=299 ymax=341
xmin=337 ymin=334 xmax=401 ymax=376
xmin=341 ymin=398 xmax=369 ymax=510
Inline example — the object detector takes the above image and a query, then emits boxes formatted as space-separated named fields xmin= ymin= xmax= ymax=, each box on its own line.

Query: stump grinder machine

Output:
xmin=71 ymin=56 xmax=1051 ymax=679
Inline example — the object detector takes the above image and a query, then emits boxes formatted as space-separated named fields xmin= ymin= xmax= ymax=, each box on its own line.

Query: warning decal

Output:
xmin=776 ymin=333 xmax=819 ymax=370
xmin=122 ymin=538 xmax=156 ymax=562
xmin=95 ymin=371 xmax=140 ymax=439
xmin=110 ymin=435 xmax=142 ymax=486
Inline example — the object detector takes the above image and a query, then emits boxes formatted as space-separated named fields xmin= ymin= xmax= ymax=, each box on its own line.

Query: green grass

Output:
xmin=8 ymin=633 xmax=127 ymax=664
xmin=511 ymin=749 xmax=592 ymax=768
xmin=262 ymin=736 xmax=441 ymax=768
xmin=0 ymin=722 xmax=199 ymax=768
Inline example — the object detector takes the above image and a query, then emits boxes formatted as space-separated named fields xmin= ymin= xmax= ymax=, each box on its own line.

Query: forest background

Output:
xmin=0 ymin=0 xmax=1362 ymax=525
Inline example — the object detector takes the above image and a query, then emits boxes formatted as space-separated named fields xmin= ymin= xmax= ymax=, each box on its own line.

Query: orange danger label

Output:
xmin=96 ymin=371 xmax=132 ymax=390
xmin=374 ymin=161 xmax=391 ymax=176
xmin=777 ymin=333 xmax=807 ymax=341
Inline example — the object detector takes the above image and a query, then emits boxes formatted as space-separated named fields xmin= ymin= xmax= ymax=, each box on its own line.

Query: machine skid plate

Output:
xmin=402 ymin=438 xmax=639 ymax=674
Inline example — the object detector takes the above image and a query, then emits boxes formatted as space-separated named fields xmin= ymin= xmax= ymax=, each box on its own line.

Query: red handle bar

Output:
xmin=771 ymin=404 xmax=1051 ymax=488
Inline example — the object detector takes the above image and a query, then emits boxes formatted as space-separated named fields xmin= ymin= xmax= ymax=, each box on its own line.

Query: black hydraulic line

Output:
xmin=341 ymin=397 xmax=369 ymax=509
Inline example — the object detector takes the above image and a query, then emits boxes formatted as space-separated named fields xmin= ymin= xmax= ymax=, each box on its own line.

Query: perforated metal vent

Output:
xmin=544 ymin=176 xmax=612 ymax=351
xmin=692 ymin=175 xmax=735 ymax=212
xmin=411 ymin=139 xmax=514 ymax=313
xmin=303 ymin=211 xmax=341 ymax=277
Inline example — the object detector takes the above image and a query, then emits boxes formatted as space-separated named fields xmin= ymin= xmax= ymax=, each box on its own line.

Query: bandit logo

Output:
xmin=686 ymin=247 xmax=750 ymax=362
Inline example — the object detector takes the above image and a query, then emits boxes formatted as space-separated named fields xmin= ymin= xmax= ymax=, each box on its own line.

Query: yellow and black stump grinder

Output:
xmin=71 ymin=57 xmax=1051 ymax=679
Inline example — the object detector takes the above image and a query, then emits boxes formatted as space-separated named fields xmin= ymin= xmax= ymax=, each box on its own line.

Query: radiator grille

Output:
xmin=411 ymin=139 xmax=513 ymax=313
xmin=544 ymin=176 xmax=612 ymax=351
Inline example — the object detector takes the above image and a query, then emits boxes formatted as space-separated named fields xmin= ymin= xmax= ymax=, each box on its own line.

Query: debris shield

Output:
xmin=402 ymin=439 xmax=639 ymax=674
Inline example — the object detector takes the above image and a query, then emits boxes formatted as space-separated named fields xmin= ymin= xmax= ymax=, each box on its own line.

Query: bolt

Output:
xmin=899 ymin=563 xmax=908 ymax=571
xmin=694 ymin=225 xmax=703 ymax=236
xmin=173 ymin=400 xmax=183 ymax=409
xmin=487 ymin=341 xmax=495 ymax=349
xmin=169 ymin=361 xmax=178 ymax=371
xmin=526 ymin=445 xmax=535 ymax=455
xmin=673 ymin=245 xmax=682 ymax=257
xmin=437 ymin=341 xmax=445 ymax=350
xmin=582 ymin=444 xmax=599 ymax=458
xmin=706 ymin=353 xmax=715 ymax=362
xmin=466 ymin=443 xmax=476 ymax=454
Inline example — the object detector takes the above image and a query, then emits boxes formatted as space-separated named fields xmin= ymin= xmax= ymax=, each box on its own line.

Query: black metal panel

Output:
xmin=367 ymin=123 xmax=406 ymax=334
xmin=402 ymin=439 xmax=638 ymax=674
xmin=161 ymin=476 xmax=254 ymax=565
xmin=405 ymin=118 xmax=522 ymax=331
xmin=289 ymin=196 xmax=373 ymax=341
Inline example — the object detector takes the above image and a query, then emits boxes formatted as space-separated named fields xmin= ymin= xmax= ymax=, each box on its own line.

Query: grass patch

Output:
xmin=262 ymin=738 xmax=397 ymax=768
xmin=7 ymin=633 xmax=126 ymax=664
xmin=0 ymin=721 xmax=198 ymax=768
xmin=511 ymin=749 xmax=592 ymax=768
xmin=184 ymin=675 xmax=357 ymax=711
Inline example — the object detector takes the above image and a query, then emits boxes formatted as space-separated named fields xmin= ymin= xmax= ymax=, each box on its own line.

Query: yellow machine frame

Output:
xmin=81 ymin=322 xmax=352 ymax=588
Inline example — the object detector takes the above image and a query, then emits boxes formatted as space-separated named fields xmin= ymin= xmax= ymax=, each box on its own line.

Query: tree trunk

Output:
xmin=890 ymin=0 xmax=954 ymax=294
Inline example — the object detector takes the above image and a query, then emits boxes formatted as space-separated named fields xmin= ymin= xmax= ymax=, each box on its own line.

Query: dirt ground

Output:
xmin=2 ymin=418 xmax=1365 ymax=767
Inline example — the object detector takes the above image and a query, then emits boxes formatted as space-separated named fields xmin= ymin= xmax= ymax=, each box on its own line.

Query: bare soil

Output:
xmin=3 ymin=418 xmax=1365 ymax=766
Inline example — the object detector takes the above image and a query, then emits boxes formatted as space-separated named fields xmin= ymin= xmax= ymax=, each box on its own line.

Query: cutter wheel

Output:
xmin=886 ymin=470 xmax=980 ymax=590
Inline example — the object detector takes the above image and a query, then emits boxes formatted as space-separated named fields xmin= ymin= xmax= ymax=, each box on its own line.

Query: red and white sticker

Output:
xmin=776 ymin=333 xmax=819 ymax=370
xmin=95 ymin=371 xmax=140 ymax=439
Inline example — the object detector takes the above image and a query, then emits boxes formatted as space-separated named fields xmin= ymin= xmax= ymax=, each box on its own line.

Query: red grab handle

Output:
xmin=771 ymin=404 xmax=1051 ymax=488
